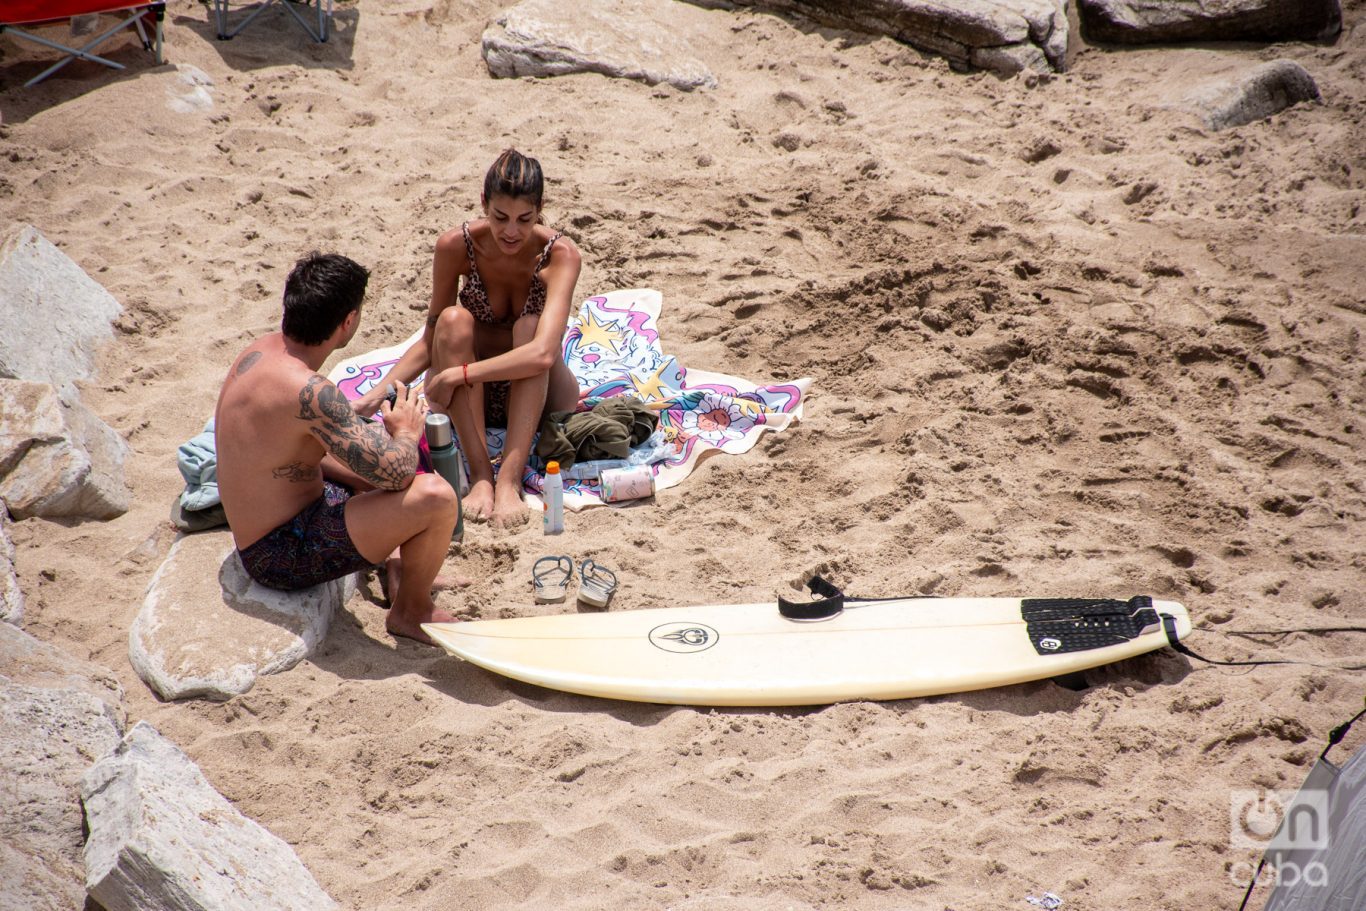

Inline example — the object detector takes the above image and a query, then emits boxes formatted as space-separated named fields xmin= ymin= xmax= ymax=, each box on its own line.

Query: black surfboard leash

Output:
xmin=1161 ymin=615 xmax=1366 ymax=672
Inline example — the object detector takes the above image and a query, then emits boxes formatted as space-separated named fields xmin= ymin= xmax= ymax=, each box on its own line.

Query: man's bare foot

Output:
xmin=382 ymin=558 xmax=471 ymax=604
xmin=386 ymin=603 xmax=459 ymax=646
xmin=431 ymin=574 xmax=470 ymax=592
xmin=463 ymin=477 xmax=495 ymax=523
xmin=491 ymin=483 xmax=530 ymax=530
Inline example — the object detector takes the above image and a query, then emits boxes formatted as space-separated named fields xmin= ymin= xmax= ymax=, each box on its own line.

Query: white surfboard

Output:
xmin=424 ymin=595 xmax=1192 ymax=706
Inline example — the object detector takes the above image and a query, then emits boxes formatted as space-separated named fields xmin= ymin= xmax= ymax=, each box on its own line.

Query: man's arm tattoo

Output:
xmin=297 ymin=374 xmax=324 ymax=420
xmin=298 ymin=376 xmax=417 ymax=490
xmin=272 ymin=461 xmax=318 ymax=483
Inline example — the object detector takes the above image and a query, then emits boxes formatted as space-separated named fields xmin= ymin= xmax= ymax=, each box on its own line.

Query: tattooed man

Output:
xmin=215 ymin=252 xmax=460 ymax=644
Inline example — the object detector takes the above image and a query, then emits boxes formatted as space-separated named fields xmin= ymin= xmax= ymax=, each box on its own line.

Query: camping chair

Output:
xmin=0 ymin=0 xmax=164 ymax=88
xmin=209 ymin=0 xmax=332 ymax=42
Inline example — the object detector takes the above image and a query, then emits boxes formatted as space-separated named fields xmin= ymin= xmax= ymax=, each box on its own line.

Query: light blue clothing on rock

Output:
xmin=177 ymin=418 xmax=219 ymax=511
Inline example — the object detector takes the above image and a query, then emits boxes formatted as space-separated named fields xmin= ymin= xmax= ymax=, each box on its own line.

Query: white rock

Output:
xmin=0 ymin=622 xmax=125 ymax=911
xmin=972 ymin=41 xmax=1051 ymax=75
xmin=1077 ymin=0 xmax=1341 ymax=44
xmin=0 ymin=620 xmax=126 ymax=709
xmin=129 ymin=530 xmax=361 ymax=701
xmin=0 ymin=379 xmax=130 ymax=521
xmin=483 ymin=0 xmax=719 ymax=90
xmin=167 ymin=64 xmax=216 ymax=114
xmin=81 ymin=721 xmax=340 ymax=911
xmin=0 ymin=504 xmax=22 ymax=625
xmin=1181 ymin=59 xmax=1322 ymax=131
xmin=694 ymin=0 xmax=1070 ymax=73
xmin=0 ymin=224 xmax=122 ymax=395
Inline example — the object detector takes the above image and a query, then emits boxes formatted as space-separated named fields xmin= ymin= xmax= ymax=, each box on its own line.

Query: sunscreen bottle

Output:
xmin=543 ymin=461 xmax=564 ymax=535
xmin=424 ymin=413 xmax=464 ymax=541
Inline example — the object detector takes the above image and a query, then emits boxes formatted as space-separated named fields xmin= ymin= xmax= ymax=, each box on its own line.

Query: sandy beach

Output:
xmin=3 ymin=1 xmax=1365 ymax=908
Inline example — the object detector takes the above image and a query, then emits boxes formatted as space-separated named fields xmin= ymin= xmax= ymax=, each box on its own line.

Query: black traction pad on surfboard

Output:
xmin=1021 ymin=596 xmax=1161 ymax=655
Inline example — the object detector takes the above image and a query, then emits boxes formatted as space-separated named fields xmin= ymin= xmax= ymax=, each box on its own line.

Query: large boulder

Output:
xmin=0 ymin=622 xmax=126 ymax=911
xmin=0 ymin=224 xmax=122 ymax=395
xmin=483 ymin=0 xmax=718 ymax=90
xmin=688 ymin=0 xmax=1070 ymax=74
xmin=0 ymin=505 xmax=22 ymax=625
xmin=81 ymin=721 xmax=339 ymax=911
xmin=129 ymin=530 xmax=361 ymax=701
xmin=1181 ymin=59 xmax=1321 ymax=131
xmin=0 ymin=379 xmax=130 ymax=521
xmin=1077 ymin=0 xmax=1341 ymax=45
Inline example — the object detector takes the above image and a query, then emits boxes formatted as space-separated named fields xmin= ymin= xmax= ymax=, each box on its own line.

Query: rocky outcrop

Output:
xmin=0 ymin=224 xmax=122 ymax=396
xmin=0 ymin=224 xmax=130 ymax=522
xmin=0 ymin=622 xmax=125 ymax=911
xmin=0 ymin=505 xmax=22 ymax=625
xmin=129 ymin=530 xmax=361 ymax=701
xmin=0 ymin=379 xmax=130 ymax=521
xmin=689 ymin=0 xmax=1069 ymax=74
xmin=1180 ymin=59 xmax=1321 ymax=131
xmin=1077 ymin=0 xmax=1341 ymax=45
xmin=483 ymin=0 xmax=718 ymax=90
xmin=81 ymin=721 xmax=339 ymax=911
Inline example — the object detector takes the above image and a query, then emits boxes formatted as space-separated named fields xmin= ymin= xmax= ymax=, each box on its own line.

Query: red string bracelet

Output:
xmin=462 ymin=363 xmax=469 ymax=387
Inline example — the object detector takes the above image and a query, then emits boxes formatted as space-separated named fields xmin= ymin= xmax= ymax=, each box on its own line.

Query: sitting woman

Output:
xmin=354 ymin=149 xmax=582 ymax=527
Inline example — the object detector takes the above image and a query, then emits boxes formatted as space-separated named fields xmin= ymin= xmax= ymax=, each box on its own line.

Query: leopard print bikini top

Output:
xmin=458 ymin=221 xmax=562 ymax=327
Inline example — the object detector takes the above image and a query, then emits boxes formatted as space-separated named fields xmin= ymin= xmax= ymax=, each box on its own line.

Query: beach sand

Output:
xmin=3 ymin=1 xmax=1364 ymax=908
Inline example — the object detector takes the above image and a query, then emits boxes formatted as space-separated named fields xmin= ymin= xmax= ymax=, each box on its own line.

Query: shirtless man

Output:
xmin=215 ymin=252 xmax=460 ymax=645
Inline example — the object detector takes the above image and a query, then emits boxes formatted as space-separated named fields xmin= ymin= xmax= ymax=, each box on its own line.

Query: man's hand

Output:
xmin=380 ymin=380 xmax=426 ymax=442
xmin=298 ymin=375 xmax=419 ymax=492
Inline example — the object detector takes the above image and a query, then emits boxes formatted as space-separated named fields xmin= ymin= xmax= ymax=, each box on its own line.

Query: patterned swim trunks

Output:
xmin=237 ymin=481 xmax=377 ymax=591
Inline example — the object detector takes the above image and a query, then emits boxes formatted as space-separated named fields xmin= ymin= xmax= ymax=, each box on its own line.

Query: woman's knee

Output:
xmin=434 ymin=306 xmax=475 ymax=349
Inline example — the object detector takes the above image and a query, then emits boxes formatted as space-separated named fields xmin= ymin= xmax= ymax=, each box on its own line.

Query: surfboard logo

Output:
xmin=1039 ymin=637 xmax=1062 ymax=651
xmin=649 ymin=622 xmax=720 ymax=654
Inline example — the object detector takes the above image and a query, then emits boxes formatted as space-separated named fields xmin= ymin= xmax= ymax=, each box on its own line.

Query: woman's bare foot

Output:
xmin=491 ymin=482 xmax=529 ymax=529
xmin=386 ymin=602 xmax=458 ymax=646
xmin=463 ymin=477 xmax=495 ymax=523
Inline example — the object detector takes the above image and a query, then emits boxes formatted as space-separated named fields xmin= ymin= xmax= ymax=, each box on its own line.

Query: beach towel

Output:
xmin=328 ymin=288 xmax=810 ymax=510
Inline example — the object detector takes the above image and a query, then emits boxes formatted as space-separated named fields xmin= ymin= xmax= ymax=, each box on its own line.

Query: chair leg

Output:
xmin=12 ymin=4 xmax=166 ymax=87
xmin=215 ymin=0 xmax=277 ymax=41
xmin=279 ymin=0 xmax=331 ymax=43
xmin=215 ymin=0 xmax=330 ymax=43
xmin=19 ymin=21 xmax=129 ymax=87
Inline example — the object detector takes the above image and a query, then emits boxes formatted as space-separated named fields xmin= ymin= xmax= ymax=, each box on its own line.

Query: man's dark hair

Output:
xmin=280 ymin=252 xmax=370 ymax=345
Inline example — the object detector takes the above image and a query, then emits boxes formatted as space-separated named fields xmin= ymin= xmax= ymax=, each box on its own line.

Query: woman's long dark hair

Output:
xmin=483 ymin=148 xmax=544 ymax=209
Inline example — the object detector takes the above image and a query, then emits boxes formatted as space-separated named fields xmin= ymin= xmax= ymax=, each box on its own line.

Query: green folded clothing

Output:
xmin=536 ymin=395 xmax=658 ymax=469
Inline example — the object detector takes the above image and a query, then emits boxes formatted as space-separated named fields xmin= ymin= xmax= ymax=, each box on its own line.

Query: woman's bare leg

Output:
xmin=490 ymin=318 xmax=578 ymax=528
xmin=431 ymin=306 xmax=496 ymax=521
xmin=491 ymin=316 xmax=550 ymax=528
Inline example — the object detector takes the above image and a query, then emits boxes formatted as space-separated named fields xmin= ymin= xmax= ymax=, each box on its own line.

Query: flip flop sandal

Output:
xmin=577 ymin=559 xmax=618 ymax=609
xmin=532 ymin=555 xmax=573 ymax=603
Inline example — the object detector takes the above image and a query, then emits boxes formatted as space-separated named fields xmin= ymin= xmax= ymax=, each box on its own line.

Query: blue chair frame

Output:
xmin=0 ymin=1 xmax=164 ymax=87
xmin=210 ymin=0 xmax=332 ymax=42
